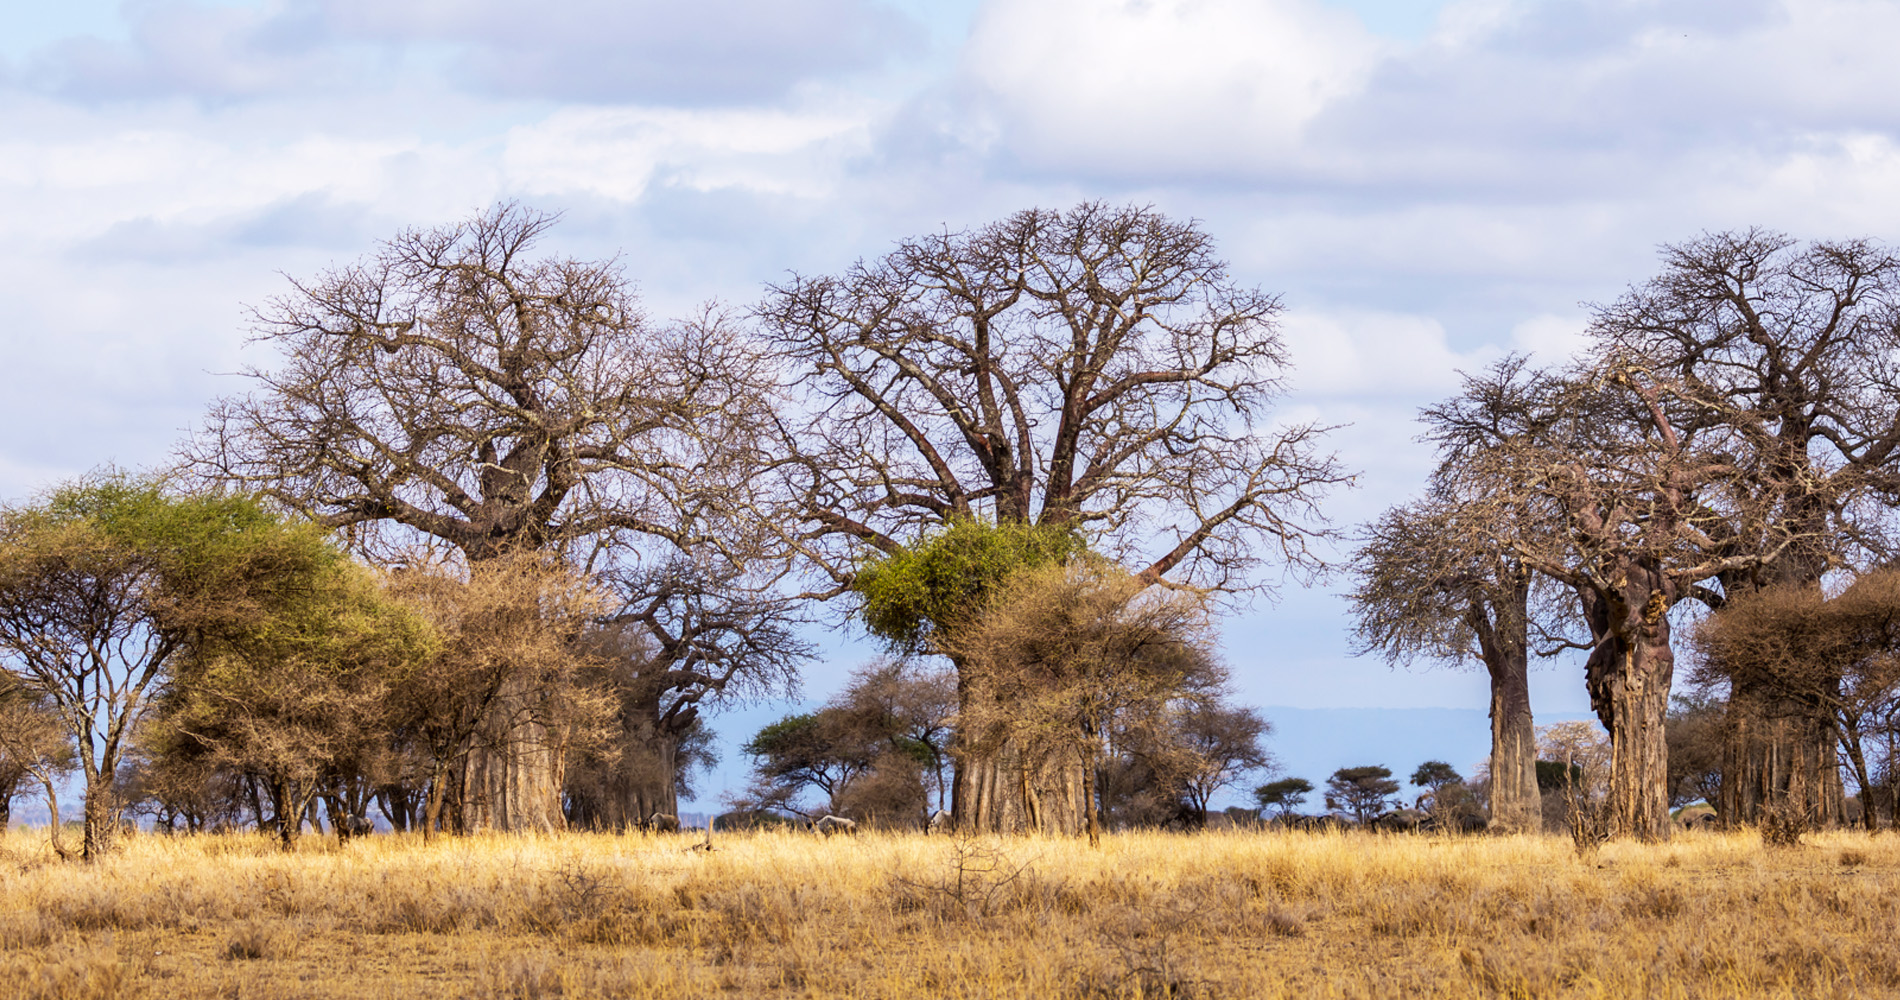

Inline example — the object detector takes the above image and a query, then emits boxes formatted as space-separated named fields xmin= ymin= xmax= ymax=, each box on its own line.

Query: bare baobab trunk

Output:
xmin=1597 ymin=636 xmax=1674 ymax=841
xmin=1486 ymin=656 xmax=1540 ymax=834
xmin=1471 ymin=575 xmax=1539 ymax=834
xmin=1720 ymin=681 xmax=1845 ymax=829
xmin=1580 ymin=579 xmax=1677 ymax=842
xmin=954 ymin=743 xmax=1089 ymax=835
xmin=458 ymin=697 xmax=569 ymax=834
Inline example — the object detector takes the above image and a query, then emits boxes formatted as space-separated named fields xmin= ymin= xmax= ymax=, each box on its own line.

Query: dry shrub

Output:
xmin=222 ymin=920 xmax=294 ymax=961
xmin=1760 ymin=802 xmax=1809 ymax=848
xmin=1839 ymin=848 xmax=1868 ymax=867
xmin=0 ymin=942 xmax=129 ymax=1000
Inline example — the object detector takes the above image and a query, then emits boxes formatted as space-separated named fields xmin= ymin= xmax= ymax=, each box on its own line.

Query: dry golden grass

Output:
xmin=1 ymin=824 xmax=1897 ymax=999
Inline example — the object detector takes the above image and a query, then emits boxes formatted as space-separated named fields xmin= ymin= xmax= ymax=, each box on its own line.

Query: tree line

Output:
xmin=2 ymin=206 xmax=1896 ymax=855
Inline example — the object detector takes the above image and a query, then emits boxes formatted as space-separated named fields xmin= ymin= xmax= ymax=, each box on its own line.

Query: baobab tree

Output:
xmin=760 ymin=202 xmax=1348 ymax=831
xmin=1429 ymin=357 xmax=1821 ymax=839
xmin=188 ymin=205 xmax=786 ymax=831
xmin=1586 ymin=230 xmax=1900 ymax=826
xmin=1349 ymin=477 xmax=1550 ymax=834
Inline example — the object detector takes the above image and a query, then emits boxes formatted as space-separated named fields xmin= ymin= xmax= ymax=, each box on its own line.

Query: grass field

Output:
xmin=1 ymin=825 xmax=1896 ymax=999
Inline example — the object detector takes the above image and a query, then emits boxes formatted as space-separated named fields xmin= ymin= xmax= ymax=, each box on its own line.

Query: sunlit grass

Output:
xmin=1 ymin=824 xmax=1895 ymax=998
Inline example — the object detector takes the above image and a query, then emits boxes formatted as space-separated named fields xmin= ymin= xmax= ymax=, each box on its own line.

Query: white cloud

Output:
xmin=959 ymin=0 xmax=1380 ymax=175
xmin=1279 ymin=309 xmax=1489 ymax=397
xmin=20 ymin=0 xmax=920 ymax=106
xmin=502 ymin=101 xmax=879 ymax=204
xmin=1508 ymin=313 xmax=1588 ymax=365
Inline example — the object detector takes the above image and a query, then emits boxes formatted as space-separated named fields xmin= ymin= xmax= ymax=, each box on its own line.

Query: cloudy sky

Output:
xmin=6 ymin=0 xmax=1899 ymax=800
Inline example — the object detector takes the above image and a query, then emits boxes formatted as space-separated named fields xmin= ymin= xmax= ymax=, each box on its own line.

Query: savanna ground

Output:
xmin=1 ymin=824 xmax=1896 ymax=999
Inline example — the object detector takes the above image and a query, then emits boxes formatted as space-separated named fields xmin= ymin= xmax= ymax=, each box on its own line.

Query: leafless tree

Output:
xmin=187 ymin=205 xmax=782 ymax=831
xmin=565 ymin=559 xmax=805 ymax=829
xmin=1586 ymin=230 xmax=1900 ymax=825
xmin=760 ymin=202 xmax=1348 ymax=829
xmin=1427 ymin=355 xmax=1822 ymax=839
xmin=1349 ymin=475 xmax=1555 ymax=833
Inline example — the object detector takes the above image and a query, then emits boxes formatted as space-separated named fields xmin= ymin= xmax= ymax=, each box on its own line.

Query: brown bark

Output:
xmin=954 ymin=740 xmax=1089 ymax=835
xmin=1720 ymin=679 xmax=1845 ymax=829
xmin=1600 ymin=634 xmax=1675 ymax=841
xmin=1486 ymin=655 xmax=1541 ymax=834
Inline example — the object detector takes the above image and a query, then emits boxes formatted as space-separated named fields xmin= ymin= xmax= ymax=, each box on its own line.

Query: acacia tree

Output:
xmin=762 ymin=203 xmax=1348 ymax=830
xmin=1163 ymin=702 xmax=1274 ymax=827
xmin=151 ymin=521 xmax=435 ymax=850
xmin=188 ymin=205 xmax=782 ymax=831
xmin=0 ymin=476 xmax=306 ymax=859
xmin=1325 ymin=766 xmax=1399 ymax=824
xmin=1586 ymin=231 xmax=1900 ymax=826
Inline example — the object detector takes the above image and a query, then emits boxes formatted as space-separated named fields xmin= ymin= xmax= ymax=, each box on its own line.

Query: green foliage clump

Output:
xmin=1255 ymin=777 xmax=1313 ymax=816
xmin=851 ymin=518 xmax=1082 ymax=652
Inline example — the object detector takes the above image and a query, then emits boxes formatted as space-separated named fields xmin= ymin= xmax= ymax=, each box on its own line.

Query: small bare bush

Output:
xmin=222 ymin=921 xmax=293 ymax=961
xmin=1760 ymin=802 xmax=1809 ymax=848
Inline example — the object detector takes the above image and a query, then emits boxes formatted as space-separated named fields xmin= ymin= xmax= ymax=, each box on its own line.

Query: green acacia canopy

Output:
xmin=850 ymin=518 xmax=1082 ymax=653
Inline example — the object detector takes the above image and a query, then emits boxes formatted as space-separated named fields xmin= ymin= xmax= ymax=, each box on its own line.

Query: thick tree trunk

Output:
xmin=457 ymin=677 xmax=568 ymax=834
xmin=1601 ymin=633 xmax=1674 ymax=841
xmin=566 ymin=723 xmax=678 ymax=831
xmin=1719 ymin=678 xmax=1844 ymax=829
xmin=1475 ymin=577 xmax=1539 ymax=834
xmin=1486 ymin=655 xmax=1540 ymax=833
xmin=955 ymin=741 xmax=1088 ymax=835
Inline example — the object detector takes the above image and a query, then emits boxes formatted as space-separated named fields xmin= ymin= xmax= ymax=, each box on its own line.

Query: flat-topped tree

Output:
xmin=762 ymin=203 xmax=1348 ymax=831
xmin=188 ymin=205 xmax=783 ymax=832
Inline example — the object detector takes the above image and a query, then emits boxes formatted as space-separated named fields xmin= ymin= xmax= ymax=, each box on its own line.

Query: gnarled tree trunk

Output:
xmin=954 ymin=741 xmax=1088 ymax=835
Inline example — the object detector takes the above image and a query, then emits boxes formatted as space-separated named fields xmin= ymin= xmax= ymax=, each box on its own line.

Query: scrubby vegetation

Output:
xmin=2 ymin=826 xmax=1898 ymax=999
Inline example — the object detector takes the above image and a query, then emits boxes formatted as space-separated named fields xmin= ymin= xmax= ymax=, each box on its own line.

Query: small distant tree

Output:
xmin=1169 ymin=703 xmax=1275 ymax=826
xmin=1326 ymin=765 xmax=1400 ymax=824
xmin=740 ymin=710 xmax=879 ymax=816
xmin=1255 ymin=777 xmax=1314 ymax=818
xmin=1411 ymin=760 xmax=1462 ymax=794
